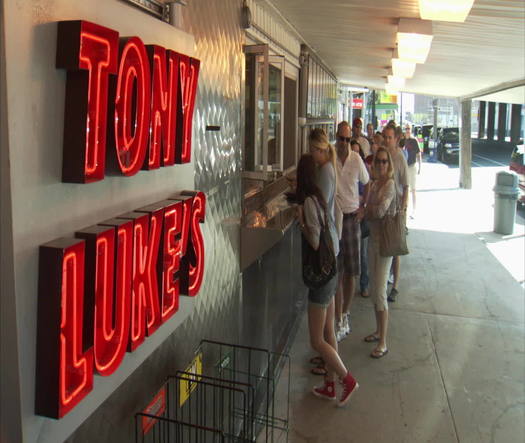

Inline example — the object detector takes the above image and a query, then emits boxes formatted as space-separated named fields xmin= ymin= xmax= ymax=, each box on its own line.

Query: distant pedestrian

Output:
xmin=403 ymin=124 xmax=422 ymax=217
xmin=352 ymin=117 xmax=371 ymax=157
xmin=296 ymin=152 xmax=359 ymax=407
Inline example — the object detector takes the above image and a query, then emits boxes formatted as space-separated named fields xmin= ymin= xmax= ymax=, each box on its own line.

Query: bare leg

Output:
xmin=392 ymin=256 xmax=400 ymax=290
xmin=308 ymin=303 xmax=347 ymax=380
xmin=323 ymin=299 xmax=338 ymax=380
xmin=342 ymin=274 xmax=356 ymax=314
xmin=376 ymin=309 xmax=389 ymax=351
xmin=335 ymin=273 xmax=344 ymax=325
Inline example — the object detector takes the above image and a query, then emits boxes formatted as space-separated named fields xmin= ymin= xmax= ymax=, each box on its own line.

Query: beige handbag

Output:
xmin=379 ymin=192 xmax=409 ymax=257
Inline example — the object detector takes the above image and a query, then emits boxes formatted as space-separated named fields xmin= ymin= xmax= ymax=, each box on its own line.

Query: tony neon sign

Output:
xmin=56 ymin=20 xmax=200 ymax=183
xmin=36 ymin=192 xmax=206 ymax=419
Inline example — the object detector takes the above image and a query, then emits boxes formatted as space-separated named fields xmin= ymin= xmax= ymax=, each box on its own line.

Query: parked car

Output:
xmin=510 ymin=144 xmax=525 ymax=207
xmin=436 ymin=127 xmax=460 ymax=163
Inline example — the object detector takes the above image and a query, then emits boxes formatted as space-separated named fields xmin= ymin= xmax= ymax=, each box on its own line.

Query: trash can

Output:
xmin=493 ymin=171 xmax=520 ymax=235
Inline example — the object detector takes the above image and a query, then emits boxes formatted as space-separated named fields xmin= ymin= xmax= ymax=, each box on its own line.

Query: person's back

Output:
xmin=317 ymin=161 xmax=339 ymax=257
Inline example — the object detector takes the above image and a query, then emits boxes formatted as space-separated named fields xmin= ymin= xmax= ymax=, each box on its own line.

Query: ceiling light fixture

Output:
xmin=418 ymin=0 xmax=474 ymax=22
xmin=397 ymin=18 xmax=433 ymax=64
xmin=392 ymin=49 xmax=416 ymax=78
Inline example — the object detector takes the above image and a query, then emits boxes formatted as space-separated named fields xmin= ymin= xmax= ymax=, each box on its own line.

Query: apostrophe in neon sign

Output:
xmin=56 ymin=20 xmax=200 ymax=183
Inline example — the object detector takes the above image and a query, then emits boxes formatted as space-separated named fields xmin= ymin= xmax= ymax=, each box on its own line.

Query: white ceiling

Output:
xmin=267 ymin=0 xmax=525 ymax=102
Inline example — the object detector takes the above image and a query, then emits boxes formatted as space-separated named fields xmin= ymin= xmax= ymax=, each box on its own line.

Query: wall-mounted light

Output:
xmin=419 ymin=0 xmax=474 ymax=22
xmin=397 ymin=18 xmax=433 ymax=64
xmin=392 ymin=49 xmax=416 ymax=78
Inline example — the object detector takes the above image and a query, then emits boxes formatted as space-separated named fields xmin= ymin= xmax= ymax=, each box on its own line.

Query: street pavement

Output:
xmin=283 ymin=156 xmax=525 ymax=443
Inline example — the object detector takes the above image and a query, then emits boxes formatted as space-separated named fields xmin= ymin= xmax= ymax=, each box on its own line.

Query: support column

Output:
xmin=510 ymin=104 xmax=522 ymax=143
xmin=478 ymin=101 xmax=486 ymax=139
xmin=371 ymin=90 xmax=377 ymax=129
xmin=460 ymin=99 xmax=472 ymax=189
xmin=486 ymin=101 xmax=496 ymax=140
xmin=497 ymin=103 xmax=507 ymax=141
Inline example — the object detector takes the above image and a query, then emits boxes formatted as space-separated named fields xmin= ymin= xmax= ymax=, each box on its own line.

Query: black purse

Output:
xmin=302 ymin=198 xmax=337 ymax=289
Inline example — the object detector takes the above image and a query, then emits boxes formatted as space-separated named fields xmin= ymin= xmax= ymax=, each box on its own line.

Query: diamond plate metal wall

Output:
xmin=66 ymin=1 xmax=244 ymax=441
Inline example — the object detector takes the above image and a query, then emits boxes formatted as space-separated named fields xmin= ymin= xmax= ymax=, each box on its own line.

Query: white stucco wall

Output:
xmin=2 ymin=0 xmax=200 ymax=441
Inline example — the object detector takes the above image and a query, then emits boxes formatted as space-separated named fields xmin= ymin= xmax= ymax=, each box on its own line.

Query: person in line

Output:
xmin=365 ymin=133 xmax=384 ymax=168
xmin=383 ymin=124 xmax=409 ymax=302
xmin=296 ymin=152 xmax=359 ymax=406
xmin=334 ymin=122 xmax=370 ymax=340
xmin=402 ymin=124 xmax=422 ymax=218
xmin=364 ymin=147 xmax=397 ymax=358
xmin=366 ymin=122 xmax=375 ymax=145
xmin=352 ymin=117 xmax=371 ymax=157
xmin=350 ymin=140 xmax=370 ymax=299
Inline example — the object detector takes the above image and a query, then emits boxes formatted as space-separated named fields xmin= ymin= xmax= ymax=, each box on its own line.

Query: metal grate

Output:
xmin=134 ymin=340 xmax=290 ymax=442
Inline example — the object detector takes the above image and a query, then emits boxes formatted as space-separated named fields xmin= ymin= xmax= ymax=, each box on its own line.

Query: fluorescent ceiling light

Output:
xmin=397 ymin=18 xmax=433 ymax=64
xmin=387 ymin=75 xmax=405 ymax=89
xmin=392 ymin=58 xmax=416 ymax=79
xmin=419 ymin=0 xmax=474 ymax=22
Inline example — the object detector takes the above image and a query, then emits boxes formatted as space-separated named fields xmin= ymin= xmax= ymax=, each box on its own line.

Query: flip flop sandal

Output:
xmin=363 ymin=334 xmax=380 ymax=343
xmin=310 ymin=365 xmax=328 ymax=376
xmin=309 ymin=356 xmax=324 ymax=366
xmin=370 ymin=348 xmax=389 ymax=359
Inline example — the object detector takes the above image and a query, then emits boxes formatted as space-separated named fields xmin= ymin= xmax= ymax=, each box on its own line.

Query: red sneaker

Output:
xmin=338 ymin=373 xmax=359 ymax=407
xmin=312 ymin=380 xmax=336 ymax=400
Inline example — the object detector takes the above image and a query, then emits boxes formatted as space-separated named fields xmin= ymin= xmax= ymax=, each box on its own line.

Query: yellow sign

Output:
xmin=179 ymin=353 xmax=203 ymax=407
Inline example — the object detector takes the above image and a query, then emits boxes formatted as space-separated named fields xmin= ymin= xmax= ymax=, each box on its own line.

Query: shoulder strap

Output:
xmin=312 ymin=197 xmax=327 ymax=228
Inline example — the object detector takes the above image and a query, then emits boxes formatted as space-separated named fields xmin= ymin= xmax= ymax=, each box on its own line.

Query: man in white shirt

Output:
xmin=383 ymin=124 xmax=409 ymax=302
xmin=352 ymin=117 xmax=371 ymax=157
xmin=335 ymin=121 xmax=370 ymax=340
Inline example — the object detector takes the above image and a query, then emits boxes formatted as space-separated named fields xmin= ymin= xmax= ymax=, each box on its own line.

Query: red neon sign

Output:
xmin=56 ymin=21 xmax=119 ymax=183
xmin=36 ymin=239 xmax=94 ymax=418
xmin=56 ymin=20 xmax=200 ymax=183
xmin=36 ymin=193 xmax=206 ymax=418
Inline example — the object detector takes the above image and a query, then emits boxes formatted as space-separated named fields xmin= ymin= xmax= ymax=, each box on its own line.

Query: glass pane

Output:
xmin=256 ymin=56 xmax=265 ymax=169
xmin=268 ymin=64 xmax=282 ymax=167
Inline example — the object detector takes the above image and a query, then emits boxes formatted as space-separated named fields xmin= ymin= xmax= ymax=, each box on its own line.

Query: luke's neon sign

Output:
xmin=35 ymin=20 xmax=205 ymax=419
xmin=56 ymin=20 xmax=200 ymax=183
xmin=36 ymin=192 xmax=206 ymax=419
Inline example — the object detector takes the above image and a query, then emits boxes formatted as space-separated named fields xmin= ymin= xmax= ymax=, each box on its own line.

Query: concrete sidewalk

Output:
xmin=286 ymin=162 xmax=525 ymax=443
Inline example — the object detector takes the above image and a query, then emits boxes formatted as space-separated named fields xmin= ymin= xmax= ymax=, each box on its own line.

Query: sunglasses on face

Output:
xmin=374 ymin=158 xmax=389 ymax=165
xmin=337 ymin=136 xmax=351 ymax=143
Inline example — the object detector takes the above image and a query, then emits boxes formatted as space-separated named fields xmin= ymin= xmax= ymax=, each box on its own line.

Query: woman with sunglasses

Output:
xmin=364 ymin=147 xmax=397 ymax=358
xmin=296 ymin=152 xmax=359 ymax=407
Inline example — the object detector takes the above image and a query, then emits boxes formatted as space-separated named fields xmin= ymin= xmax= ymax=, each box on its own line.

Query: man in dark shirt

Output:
xmin=403 ymin=124 xmax=421 ymax=217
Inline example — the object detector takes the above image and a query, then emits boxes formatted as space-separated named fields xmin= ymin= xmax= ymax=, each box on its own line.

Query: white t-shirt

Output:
xmin=389 ymin=148 xmax=409 ymax=200
xmin=336 ymin=150 xmax=370 ymax=214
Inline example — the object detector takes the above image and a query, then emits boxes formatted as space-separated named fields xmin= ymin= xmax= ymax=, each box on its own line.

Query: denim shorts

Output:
xmin=308 ymin=271 xmax=338 ymax=307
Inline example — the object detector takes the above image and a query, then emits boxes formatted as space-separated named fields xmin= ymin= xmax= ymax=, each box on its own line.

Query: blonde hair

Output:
xmin=308 ymin=128 xmax=338 ymax=185
xmin=372 ymin=147 xmax=394 ymax=180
